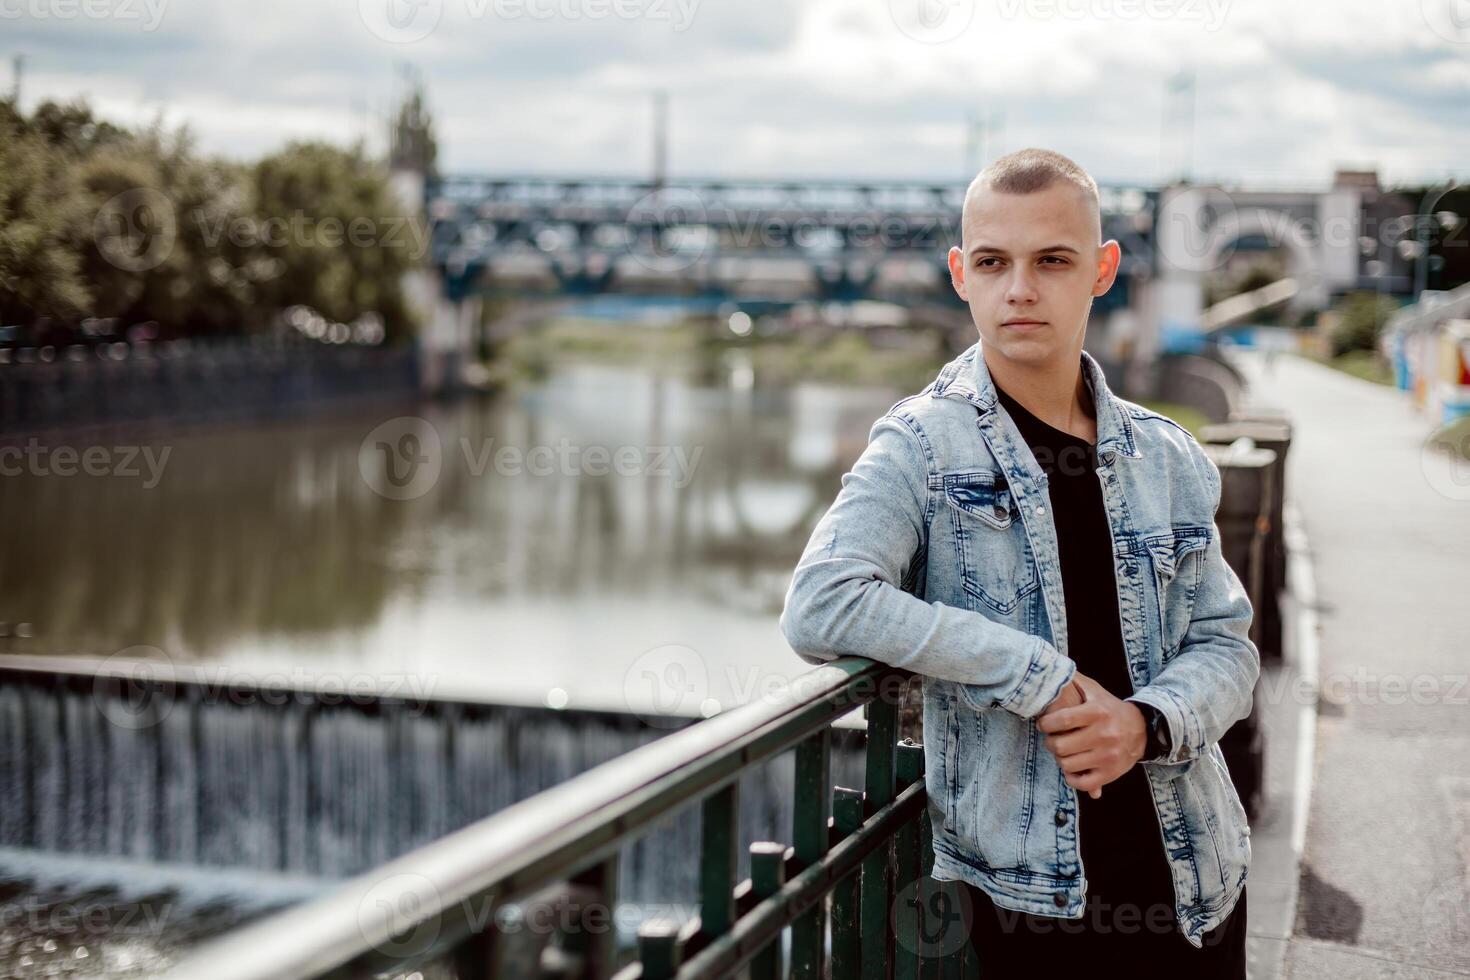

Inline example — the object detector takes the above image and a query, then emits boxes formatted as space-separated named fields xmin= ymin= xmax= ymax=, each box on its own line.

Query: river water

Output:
xmin=0 ymin=353 xmax=905 ymax=717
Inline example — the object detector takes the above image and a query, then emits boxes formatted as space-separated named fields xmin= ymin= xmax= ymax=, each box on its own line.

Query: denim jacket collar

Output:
xmin=929 ymin=341 xmax=1142 ymax=461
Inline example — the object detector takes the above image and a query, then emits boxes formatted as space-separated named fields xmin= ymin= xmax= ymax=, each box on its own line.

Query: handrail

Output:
xmin=158 ymin=656 xmax=938 ymax=980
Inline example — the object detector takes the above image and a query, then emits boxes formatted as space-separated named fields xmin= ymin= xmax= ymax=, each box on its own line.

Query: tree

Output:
xmin=0 ymin=100 xmax=92 ymax=324
xmin=389 ymin=72 xmax=438 ymax=178
xmin=251 ymin=141 xmax=420 ymax=341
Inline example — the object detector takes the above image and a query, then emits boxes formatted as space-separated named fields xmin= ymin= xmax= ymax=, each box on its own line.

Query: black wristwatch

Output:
xmin=1135 ymin=703 xmax=1172 ymax=761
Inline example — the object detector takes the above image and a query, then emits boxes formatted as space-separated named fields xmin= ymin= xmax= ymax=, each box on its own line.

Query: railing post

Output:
xmin=792 ymin=728 xmax=832 ymax=980
xmin=831 ymin=787 xmax=864 ymax=980
xmin=638 ymin=918 xmax=681 ymax=980
xmin=893 ymin=741 xmax=925 ymax=980
xmin=567 ymin=853 xmax=620 ymax=979
xmin=698 ymin=782 xmax=739 ymax=946
xmin=451 ymin=920 xmax=502 ymax=980
xmin=863 ymin=678 xmax=900 ymax=980
xmin=749 ymin=841 xmax=787 ymax=980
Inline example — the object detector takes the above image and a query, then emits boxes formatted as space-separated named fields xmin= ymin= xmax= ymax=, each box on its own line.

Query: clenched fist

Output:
xmin=1037 ymin=671 xmax=1149 ymax=800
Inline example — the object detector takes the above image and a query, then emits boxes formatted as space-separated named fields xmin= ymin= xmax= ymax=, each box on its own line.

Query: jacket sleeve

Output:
xmin=779 ymin=412 xmax=1076 ymax=720
xmin=1126 ymin=448 xmax=1261 ymax=768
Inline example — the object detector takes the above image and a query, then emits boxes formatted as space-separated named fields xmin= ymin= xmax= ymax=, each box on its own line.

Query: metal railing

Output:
xmin=160 ymin=657 xmax=948 ymax=980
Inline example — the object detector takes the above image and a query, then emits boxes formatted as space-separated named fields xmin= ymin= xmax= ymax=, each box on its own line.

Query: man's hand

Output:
xmin=1037 ymin=672 xmax=1149 ymax=799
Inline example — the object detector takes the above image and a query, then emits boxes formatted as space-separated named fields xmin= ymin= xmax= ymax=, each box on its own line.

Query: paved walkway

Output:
xmin=1228 ymin=349 xmax=1470 ymax=978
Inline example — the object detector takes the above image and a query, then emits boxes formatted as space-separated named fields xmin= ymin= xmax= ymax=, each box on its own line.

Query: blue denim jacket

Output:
xmin=779 ymin=341 xmax=1258 ymax=947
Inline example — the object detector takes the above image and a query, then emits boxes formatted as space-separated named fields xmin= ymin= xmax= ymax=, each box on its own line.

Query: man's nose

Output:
xmin=1005 ymin=266 xmax=1040 ymax=305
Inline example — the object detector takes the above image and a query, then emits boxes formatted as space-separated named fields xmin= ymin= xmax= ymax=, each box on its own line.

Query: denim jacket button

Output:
xmin=1053 ymin=891 xmax=1067 ymax=907
xmin=1035 ymin=505 xmax=1046 ymax=516
xmin=1054 ymin=810 xmax=1067 ymax=826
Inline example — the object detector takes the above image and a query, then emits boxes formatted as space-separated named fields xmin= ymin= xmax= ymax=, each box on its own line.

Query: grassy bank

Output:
xmin=495 ymin=320 xmax=1215 ymax=440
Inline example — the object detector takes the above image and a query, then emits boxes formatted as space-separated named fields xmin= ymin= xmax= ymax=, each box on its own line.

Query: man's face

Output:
xmin=946 ymin=181 xmax=1120 ymax=368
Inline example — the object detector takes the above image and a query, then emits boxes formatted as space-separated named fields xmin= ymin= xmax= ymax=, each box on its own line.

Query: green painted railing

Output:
xmin=159 ymin=657 xmax=977 ymax=980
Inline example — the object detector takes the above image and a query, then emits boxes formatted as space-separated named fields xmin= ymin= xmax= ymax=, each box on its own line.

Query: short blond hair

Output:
xmin=964 ymin=147 xmax=1101 ymax=237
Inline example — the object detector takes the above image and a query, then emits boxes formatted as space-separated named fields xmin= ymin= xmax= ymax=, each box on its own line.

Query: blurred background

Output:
xmin=1 ymin=0 xmax=1468 ymax=977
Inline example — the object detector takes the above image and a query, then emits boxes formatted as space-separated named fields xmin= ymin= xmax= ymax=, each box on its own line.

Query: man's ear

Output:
xmin=947 ymin=245 xmax=969 ymax=301
xmin=1092 ymin=240 xmax=1122 ymax=297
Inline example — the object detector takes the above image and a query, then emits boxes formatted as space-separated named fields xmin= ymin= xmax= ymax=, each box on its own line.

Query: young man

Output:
xmin=779 ymin=148 xmax=1258 ymax=974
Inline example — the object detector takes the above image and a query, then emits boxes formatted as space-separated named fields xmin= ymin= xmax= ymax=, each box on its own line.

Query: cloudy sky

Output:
xmin=5 ymin=0 xmax=1468 ymax=188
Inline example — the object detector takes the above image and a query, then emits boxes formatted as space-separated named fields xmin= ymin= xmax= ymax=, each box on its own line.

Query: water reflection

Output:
xmin=0 ymin=358 xmax=903 ymax=714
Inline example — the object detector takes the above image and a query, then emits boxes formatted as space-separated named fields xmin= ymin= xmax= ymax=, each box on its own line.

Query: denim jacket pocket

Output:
xmin=1145 ymin=525 xmax=1211 ymax=661
xmin=942 ymin=471 xmax=1039 ymax=615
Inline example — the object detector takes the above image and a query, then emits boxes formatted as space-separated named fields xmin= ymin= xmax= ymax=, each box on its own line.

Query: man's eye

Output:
xmin=976 ymin=257 xmax=1000 ymax=268
xmin=1041 ymin=256 xmax=1067 ymax=265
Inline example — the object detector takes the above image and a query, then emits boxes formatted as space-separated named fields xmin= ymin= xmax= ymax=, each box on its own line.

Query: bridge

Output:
xmin=404 ymin=170 xmax=1403 ymax=394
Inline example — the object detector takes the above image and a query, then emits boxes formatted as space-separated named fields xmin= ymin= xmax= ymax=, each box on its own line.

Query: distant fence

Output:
xmin=0 ymin=338 xmax=420 ymax=436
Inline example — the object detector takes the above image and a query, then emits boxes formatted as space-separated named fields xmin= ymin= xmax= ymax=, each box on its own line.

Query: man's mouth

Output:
xmin=1002 ymin=319 xmax=1047 ymax=329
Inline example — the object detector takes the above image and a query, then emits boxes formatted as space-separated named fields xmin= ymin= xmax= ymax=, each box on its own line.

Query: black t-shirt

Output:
xmin=959 ymin=380 xmax=1247 ymax=972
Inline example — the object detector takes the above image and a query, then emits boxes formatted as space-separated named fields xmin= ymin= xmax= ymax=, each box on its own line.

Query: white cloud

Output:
xmin=4 ymin=0 xmax=1466 ymax=185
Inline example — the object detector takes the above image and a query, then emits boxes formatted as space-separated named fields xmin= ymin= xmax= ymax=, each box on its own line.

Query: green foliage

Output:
xmin=0 ymin=114 xmax=92 ymax=322
xmin=1328 ymin=291 xmax=1400 ymax=357
xmin=251 ymin=142 xmax=420 ymax=341
xmin=0 ymin=98 xmax=422 ymax=341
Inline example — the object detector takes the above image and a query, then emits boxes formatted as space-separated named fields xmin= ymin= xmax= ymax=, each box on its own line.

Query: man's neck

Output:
xmin=984 ymin=347 xmax=1096 ymax=439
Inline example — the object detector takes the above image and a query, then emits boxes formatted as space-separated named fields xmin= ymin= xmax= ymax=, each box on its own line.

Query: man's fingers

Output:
xmin=1064 ymin=768 xmax=1109 ymax=796
xmin=1036 ymin=704 xmax=1094 ymax=734
xmin=1057 ymin=750 xmax=1108 ymax=775
xmin=1044 ymin=729 xmax=1096 ymax=758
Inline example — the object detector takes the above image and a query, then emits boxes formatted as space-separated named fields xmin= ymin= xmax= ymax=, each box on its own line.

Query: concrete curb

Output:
xmin=1245 ymin=496 xmax=1322 ymax=979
